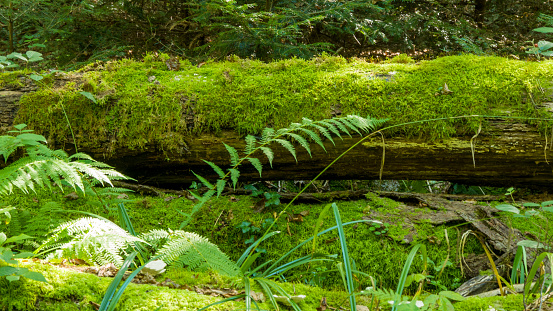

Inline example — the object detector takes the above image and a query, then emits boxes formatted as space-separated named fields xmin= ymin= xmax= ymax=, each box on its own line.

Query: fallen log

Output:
xmin=2 ymin=56 xmax=553 ymax=188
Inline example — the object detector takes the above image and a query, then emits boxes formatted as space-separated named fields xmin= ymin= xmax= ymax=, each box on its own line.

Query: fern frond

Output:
xmin=327 ymin=118 xmax=352 ymax=137
xmin=297 ymin=127 xmax=326 ymax=152
xmin=284 ymin=133 xmax=311 ymax=156
xmin=216 ymin=180 xmax=226 ymax=197
xmin=153 ymin=230 xmax=240 ymax=277
xmin=246 ymin=157 xmax=263 ymax=177
xmin=193 ymin=171 xmax=214 ymax=189
xmin=224 ymin=143 xmax=240 ymax=166
xmin=338 ymin=118 xmax=363 ymax=136
xmin=306 ymin=122 xmax=334 ymax=146
xmin=38 ymin=217 xmax=146 ymax=267
xmin=259 ymin=147 xmax=274 ymax=168
xmin=275 ymin=139 xmax=297 ymax=162
xmin=229 ymin=168 xmax=240 ymax=189
xmin=316 ymin=120 xmax=342 ymax=139
xmin=0 ymin=150 xmax=130 ymax=196
xmin=203 ymin=160 xmax=225 ymax=179
xmin=261 ymin=128 xmax=275 ymax=144
xmin=244 ymin=135 xmax=257 ymax=154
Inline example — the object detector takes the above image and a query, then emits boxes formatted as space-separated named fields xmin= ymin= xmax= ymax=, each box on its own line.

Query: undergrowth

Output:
xmin=1 ymin=188 xmax=484 ymax=291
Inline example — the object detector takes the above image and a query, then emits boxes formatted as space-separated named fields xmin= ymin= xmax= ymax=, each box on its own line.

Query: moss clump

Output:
xmin=0 ymin=260 xmax=243 ymax=311
xmin=10 ymin=55 xmax=553 ymax=155
xmin=1 ymin=260 xmax=370 ymax=311
xmin=453 ymin=294 xmax=524 ymax=311
xmin=0 ymin=71 xmax=26 ymax=88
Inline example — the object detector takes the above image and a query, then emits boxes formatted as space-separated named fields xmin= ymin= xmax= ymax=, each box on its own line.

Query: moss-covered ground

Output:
xmin=4 ymin=54 xmax=553 ymax=156
xmin=6 ymin=185 xmax=553 ymax=310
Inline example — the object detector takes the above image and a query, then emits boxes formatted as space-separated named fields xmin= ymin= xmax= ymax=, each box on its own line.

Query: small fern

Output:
xmin=0 ymin=124 xmax=130 ymax=196
xmin=180 ymin=114 xmax=386 ymax=228
xmin=140 ymin=229 xmax=240 ymax=277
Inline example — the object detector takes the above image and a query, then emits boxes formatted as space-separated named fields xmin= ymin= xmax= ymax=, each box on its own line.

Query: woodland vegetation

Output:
xmin=2 ymin=1 xmax=553 ymax=311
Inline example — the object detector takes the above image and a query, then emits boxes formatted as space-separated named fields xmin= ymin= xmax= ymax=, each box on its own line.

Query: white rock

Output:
xmin=141 ymin=260 xmax=166 ymax=276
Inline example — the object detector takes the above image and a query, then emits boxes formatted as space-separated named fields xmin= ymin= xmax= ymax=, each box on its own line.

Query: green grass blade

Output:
xmin=393 ymin=244 xmax=426 ymax=311
xmin=236 ymin=231 xmax=281 ymax=267
xmin=511 ymin=246 xmax=526 ymax=284
xmin=332 ymin=203 xmax=356 ymax=309
xmin=98 ymin=251 xmax=138 ymax=311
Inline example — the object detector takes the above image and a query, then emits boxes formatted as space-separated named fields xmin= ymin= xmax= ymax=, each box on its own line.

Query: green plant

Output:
xmin=0 ymin=231 xmax=47 ymax=283
xmin=367 ymin=220 xmax=390 ymax=236
xmin=0 ymin=124 xmax=127 ymax=196
xmin=180 ymin=114 xmax=386 ymax=229
xmin=0 ymin=207 xmax=46 ymax=283
xmin=491 ymin=200 xmax=553 ymax=309
xmin=387 ymin=54 xmax=415 ymax=64
xmin=524 ymin=25 xmax=553 ymax=59
xmin=36 ymin=216 xmax=240 ymax=276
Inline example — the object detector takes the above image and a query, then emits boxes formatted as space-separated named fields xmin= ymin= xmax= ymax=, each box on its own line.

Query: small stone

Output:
xmin=141 ymin=260 xmax=166 ymax=276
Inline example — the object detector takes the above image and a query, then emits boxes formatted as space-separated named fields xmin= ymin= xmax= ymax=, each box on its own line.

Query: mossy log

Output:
xmin=2 ymin=56 xmax=553 ymax=188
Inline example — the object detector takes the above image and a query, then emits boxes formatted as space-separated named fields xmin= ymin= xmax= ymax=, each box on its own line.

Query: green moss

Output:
xmin=453 ymin=294 xmax=525 ymax=311
xmin=2 ymin=189 xmax=469 ymax=291
xmin=10 ymin=55 xmax=553 ymax=155
xmin=1 ymin=260 xmax=371 ymax=311
xmin=0 ymin=71 xmax=26 ymax=88
xmin=0 ymin=261 xmax=243 ymax=311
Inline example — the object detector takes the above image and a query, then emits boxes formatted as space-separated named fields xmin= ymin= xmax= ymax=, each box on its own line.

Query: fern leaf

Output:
xmin=317 ymin=120 xmax=342 ymax=140
xmin=229 ymin=168 xmax=240 ymax=189
xmin=203 ymin=160 xmax=225 ymax=179
xmin=261 ymin=128 xmax=275 ymax=144
xmin=246 ymin=158 xmax=263 ymax=177
xmin=154 ymin=230 xmax=240 ymax=277
xmin=339 ymin=118 xmax=362 ymax=136
xmin=305 ymin=120 xmax=334 ymax=146
xmin=276 ymin=127 xmax=289 ymax=136
xmin=297 ymin=127 xmax=326 ymax=152
xmin=244 ymin=135 xmax=257 ymax=154
xmin=38 ymin=217 xmax=146 ymax=268
xmin=216 ymin=180 xmax=226 ymax=197
xmin=224 ymin=143 xmax=240 ymax=166
xmin=192 ymin=171 xmax=214 ymax=189
xmin=284 ymin=133 xmax=311 ymax=156
xmin=275 ymin=139 xmax=297 ymax=162
xmin=327 ymin=118 xmax=352 ymax=137
xmin=259 ymin=147 xmax=274 ymax=168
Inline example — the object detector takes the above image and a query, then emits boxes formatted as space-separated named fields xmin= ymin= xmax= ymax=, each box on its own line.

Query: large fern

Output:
xmin=180 ymin=114 xmax=386 ymax=228
xmin=37 ymin=217 xmax=240 ymax=277
xmin=0 ymin=124 xmax=129 ymax=196
xmin=36 ymin=217 xmax=145 ymax=267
